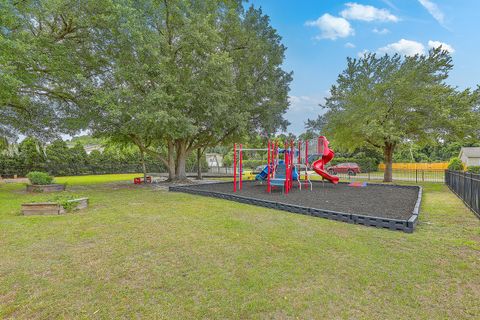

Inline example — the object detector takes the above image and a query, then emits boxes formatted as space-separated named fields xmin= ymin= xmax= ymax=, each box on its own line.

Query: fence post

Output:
xmin=470 ymin=172 xmax=473 ymax=210
xmin=415 ymin=169 xmax=418 ymax=183
xmin=468 ymin=172 xmax=472 ymax=208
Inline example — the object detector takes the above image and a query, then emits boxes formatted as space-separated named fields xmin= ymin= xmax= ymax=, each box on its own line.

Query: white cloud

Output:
xmin=288 ymin=95 xmax=321 ymax=112
xmin=357 ymin=49 xmax=370 ymax=58
xmin=428 ymin=40 xmax=455 ymax=53
xmin=377 ymin=39 xmax=426 ymax=56
xmin=372 ymin=27 xmax=390 ymax=35
xmin=345 ymin=42 xmax=356 ymax=48
xmin=340 ymin=2 xmax=399 ymax=22
xmin=286 ymin=95 xmax=325 ymax=134
xmin=418 ymin=0 xmax=446 ymax=26
xmin=305 ymin=14 xmax=354 ymax=40
xmin=381 ymin=0 xmax=398 ymax=10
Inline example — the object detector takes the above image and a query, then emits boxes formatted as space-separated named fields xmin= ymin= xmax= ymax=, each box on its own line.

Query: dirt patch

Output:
xmin=187 ymin=181 xmax=419 ymax=220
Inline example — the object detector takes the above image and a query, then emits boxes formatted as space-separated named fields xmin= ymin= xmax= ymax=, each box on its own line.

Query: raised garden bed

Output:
xmin=169 ymin=181 xmax=422 ymax=233
xmin=26 ymin=184 xmax=66 ymax=193
xmin=22 ymin=198 xmax=89 ymax=216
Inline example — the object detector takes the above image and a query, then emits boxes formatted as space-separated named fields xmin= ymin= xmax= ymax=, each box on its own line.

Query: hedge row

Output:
xmin=240 ymin=160 xmax=266 ymax=169
xmin=466 ymin=166 xmax=480 ymax=174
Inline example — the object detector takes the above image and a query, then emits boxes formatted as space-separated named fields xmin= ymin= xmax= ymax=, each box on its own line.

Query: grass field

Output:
xmin=1 ymin=175 xmax=479 ymax=319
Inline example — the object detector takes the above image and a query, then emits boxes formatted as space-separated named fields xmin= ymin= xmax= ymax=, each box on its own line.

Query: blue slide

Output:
xmin=255 ymin=165 xmax=270 ymax=181
xmin=256 ymin=164 xmax=299 ymax=181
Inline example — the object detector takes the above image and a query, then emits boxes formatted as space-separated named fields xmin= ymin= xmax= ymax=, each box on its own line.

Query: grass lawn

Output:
xmin=0 ymin=175 xmax=479 ymax=319
xmin=55 ymin=173 xmax=142 ymax=185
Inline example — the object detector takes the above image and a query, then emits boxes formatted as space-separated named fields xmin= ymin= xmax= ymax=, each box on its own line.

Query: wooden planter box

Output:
xmin=26 ymin=184 xmax=66 ymax=193
xmin=22 ymin=198 xmax=89 ymax=216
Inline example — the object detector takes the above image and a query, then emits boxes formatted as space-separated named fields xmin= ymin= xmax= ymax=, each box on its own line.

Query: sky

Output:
xmin=247 ymin=0 xmax=480 ymax=134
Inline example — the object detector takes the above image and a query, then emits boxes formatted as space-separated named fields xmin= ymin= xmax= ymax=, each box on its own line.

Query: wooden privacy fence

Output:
xmin=378 ymin=162 xmax=449 ymax=170
xmin=445 ymin=170 xmax=480 ymax=218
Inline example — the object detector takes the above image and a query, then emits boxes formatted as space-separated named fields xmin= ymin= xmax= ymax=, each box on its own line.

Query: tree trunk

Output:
xmin=383 ymin=143 xmax=394 ymax=182
xmin=174 ymin=140 xmax=188 ymax=181
xmin=167 ymin=141 xmax=176 ymax=181
xmin=196 ymin=148 xmax=202 ymax=180
xmin=140 ymin=150 xmax=147 ymax=184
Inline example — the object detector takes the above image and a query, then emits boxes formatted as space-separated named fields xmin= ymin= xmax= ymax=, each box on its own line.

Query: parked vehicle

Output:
xmin=327 ymin=163 xmax=361 ymax=176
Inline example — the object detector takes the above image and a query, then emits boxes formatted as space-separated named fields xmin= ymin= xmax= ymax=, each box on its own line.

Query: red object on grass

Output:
xmin=134 ymin=176 xmax=152 ymax=184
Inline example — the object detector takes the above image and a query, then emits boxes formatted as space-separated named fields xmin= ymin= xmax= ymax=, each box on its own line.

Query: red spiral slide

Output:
xmin=312 ymin=136 xmax=339 ymax=184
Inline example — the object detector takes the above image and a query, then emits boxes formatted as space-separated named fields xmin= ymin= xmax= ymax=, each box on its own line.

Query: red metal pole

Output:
xmin=306 ymin=140 xmax=309 ymax=166
xmin=267 ymin=141 xmax=271 ymax=193
xmin=306 ymin=141 xmax=309 ymax=180
xmin=233 ymin=143 xmax=237 ymax=192
xmin=287 ymin=142 xmax=290 ymax=193
xmin=291 ymin=140 xmax=294 ymax=191
xmin=298 ymin=141 xmax=301 ymax=165
xmin=273 ymin=141 xmax=277 ymax=175
xmin=239 ymin=144 xmax=243 ymax=190
xmin=285 ymin=141 xmax=289 ymax=194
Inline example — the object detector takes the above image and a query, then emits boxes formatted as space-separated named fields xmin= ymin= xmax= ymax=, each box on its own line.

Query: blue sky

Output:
xmin=248 ymin=0 xmax=480 ymax=134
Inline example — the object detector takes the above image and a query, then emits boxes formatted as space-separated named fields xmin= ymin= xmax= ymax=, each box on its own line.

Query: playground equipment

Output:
xmin=233 ymin=136 xmax=338 ymax=194
xmin=311 ymin=136 xmax=340 ymax=185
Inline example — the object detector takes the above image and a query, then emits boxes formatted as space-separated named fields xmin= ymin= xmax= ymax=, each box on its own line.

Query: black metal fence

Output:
xmin=445 ymin=170 xmax=480 ymax=218
xmin=208 ymin=167 xmax=446 ymax=182
xmin=0 ymin=163 xmax=446 ymax=183
xmin=333 ymin=169 xmax=445 ymax=183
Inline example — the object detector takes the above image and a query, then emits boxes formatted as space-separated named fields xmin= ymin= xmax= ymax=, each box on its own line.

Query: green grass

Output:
xmin=0 ymin=176 xmax=479 ymax=319
xmin=55 ymin=173 xmax=142 ymax=185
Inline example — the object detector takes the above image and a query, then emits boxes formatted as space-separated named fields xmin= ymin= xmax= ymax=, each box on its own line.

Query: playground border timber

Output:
xmin=169 ymin=181 xmax=422 ymax=233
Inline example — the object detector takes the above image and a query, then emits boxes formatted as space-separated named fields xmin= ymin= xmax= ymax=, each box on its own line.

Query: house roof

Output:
xmin=459 ymin=147 xmax=480 ymax=158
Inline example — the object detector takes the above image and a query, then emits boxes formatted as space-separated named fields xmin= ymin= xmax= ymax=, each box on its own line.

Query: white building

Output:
xmin=459 ymin=147 xmax=480 ymax=167
xmin=205 ymin=153 xmax=223 ymax=167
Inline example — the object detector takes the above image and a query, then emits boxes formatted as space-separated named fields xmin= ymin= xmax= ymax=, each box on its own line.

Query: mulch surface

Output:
xmin=187 ymin=181 xmax=419 ymax=220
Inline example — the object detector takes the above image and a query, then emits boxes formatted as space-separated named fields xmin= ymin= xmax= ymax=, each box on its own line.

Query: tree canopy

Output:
xmin=1 ymin=0 xmax=291 ymax=180
xmin=0 ymin=0 xmax=110 ymax=140
xmin=83 ymin=0 xmax=291 ymax=180
xmin=309 ymin=48 xmax=479 ymax=181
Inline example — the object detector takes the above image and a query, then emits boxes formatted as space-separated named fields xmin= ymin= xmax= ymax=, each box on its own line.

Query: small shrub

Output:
xmin=49 ymin=194 xmax=78 ymax=212
xmin=26 ymin=171 xmax=54 ymax=185
xmin=466 ymin=166 xmax=480 ymax=174
xmin=447 ymin=157 xmax=464 ymax=171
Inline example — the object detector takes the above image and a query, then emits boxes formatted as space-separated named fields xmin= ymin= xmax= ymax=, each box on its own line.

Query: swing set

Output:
xmin=233 ymin=138 xmax=337 ymax=194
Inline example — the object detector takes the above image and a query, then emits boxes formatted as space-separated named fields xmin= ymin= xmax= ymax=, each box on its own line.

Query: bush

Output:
xmin=466 ymin=166 xmax=480 ymax=174
xmin=49 ymin=194 xmax=78 ymax=212
xmin=223 ymin=153 xmax=233 ymax=167
xmin=26 ymin=171 xmax=54 ymax=185
xmin=241 ymin=160 xmax=266 ymax=169
xmin=447 ymin=157 xmax=464 ymax=171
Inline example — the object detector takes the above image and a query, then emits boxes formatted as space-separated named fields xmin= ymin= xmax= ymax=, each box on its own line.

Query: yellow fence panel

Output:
xmin=378 ymin=162 xmax=449 ymax=170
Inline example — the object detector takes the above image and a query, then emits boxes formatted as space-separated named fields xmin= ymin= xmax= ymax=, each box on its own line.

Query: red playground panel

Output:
xmin=348 ymin=181 xmax=367 ymax=187
xmin=134 ymin=176 xmax=152 ymax=184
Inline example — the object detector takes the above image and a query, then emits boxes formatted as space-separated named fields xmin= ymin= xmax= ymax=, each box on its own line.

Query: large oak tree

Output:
xmin=310 ymin=49 xmax=478 ymax=182
xmin=84 ymin=0 xmax=291 ymax=181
